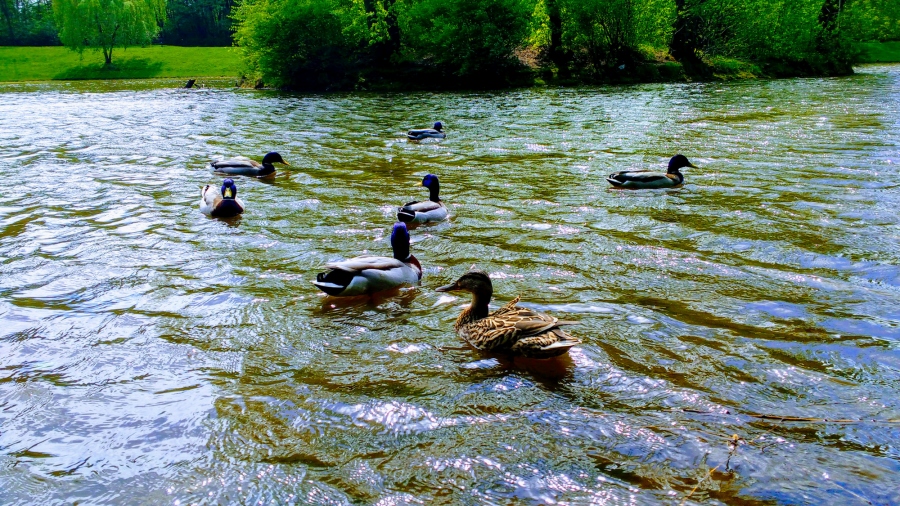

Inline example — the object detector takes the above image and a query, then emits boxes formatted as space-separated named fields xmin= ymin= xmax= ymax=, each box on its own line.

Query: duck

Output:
xmin=210 ymin=152 xmax=289 ymax=178
xmin=397 ymin=174 xmax=449 ymax=225
xmin=407 ymin=121 xmax=446 ymax=141
xmin=435 ymin=270 xmax=581 ymax=358
xmin=606 ymin=154 xmax=698 ymax=189
xmin=200 ymin=178 xmax=245 ymax=218
xmin=312 ymin=222 xmax=423 ymax=297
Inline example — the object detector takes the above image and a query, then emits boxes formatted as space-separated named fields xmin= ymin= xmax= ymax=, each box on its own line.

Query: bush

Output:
xmin=233 ymin=0 xmax=368 ymax=89
xmin=397 ymin=0 xmax=536 ymax=85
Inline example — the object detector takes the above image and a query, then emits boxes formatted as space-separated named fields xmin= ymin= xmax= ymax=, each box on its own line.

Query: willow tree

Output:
xmin=53 ymin=0 xmax=166 ymax=65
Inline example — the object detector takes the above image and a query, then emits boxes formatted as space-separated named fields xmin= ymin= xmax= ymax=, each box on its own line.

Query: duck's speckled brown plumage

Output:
xmin=438 ymin=272 xmax=580 ymax=359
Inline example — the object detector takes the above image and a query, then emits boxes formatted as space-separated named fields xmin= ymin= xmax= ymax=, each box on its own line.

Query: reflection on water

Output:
xmin=1 ymin=68 xmax=899 ymax=504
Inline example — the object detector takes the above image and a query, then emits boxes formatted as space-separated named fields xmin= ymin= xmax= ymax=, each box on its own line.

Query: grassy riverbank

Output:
xmin=858 ymin=41 xmax=900 ymax=63
xmin=0 ymin=46 xmax=240 ymax=82
xmin=1 ymin=42 xmax=896 ymax=86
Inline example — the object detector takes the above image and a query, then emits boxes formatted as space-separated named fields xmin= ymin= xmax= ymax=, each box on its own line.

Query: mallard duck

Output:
xmin=435 ymin=270 xmax=581 ymax=358
xmin=210 ymin=152 xmax=289 ymax=178
xmin=407 ymin=121 xmax=446 ymax=141
xmin=200 ymin=178 xmax=245 ymax=218
xmin=606 ymin=154 xmax=698 ymax=189
xmin=312 ymin=222 xmax=422 ymax=297
xmin=397 ymin=174 xmax=449 ymax=225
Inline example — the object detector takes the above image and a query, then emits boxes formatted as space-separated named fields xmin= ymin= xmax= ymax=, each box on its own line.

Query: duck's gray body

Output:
xmin=397 ymin=200 xmax=448 ymax=224
xmin=210 ymin=152 xmax=288 ymax=178
xmin=397 ymin=174 xmax=449 ymax=225
xmin=407 ymin=129 xmax=446 ymax=141
xmin=210 ymin=159 xmax=275 ymax=178
xmin=606 ymin=170 xmax=684 ymax=189
xmin=312 ymin=255 xmax=423 ymax=296
xmin=407 ymin=122 xmax=445 ymax=141
xmin=606 ymin=154 xmax=697 ymax=189
xmin=311 ymin=223 xmax=423 ymax=297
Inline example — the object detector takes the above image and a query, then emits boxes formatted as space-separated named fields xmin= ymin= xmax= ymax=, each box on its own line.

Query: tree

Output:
xmin=398 ymin=0 xmax=536 ymax=84
xmin=670 ymin=0 xmax=708 ymax=73
xmin=233 ymin=0 xmax=368 ymax=89
xmin=544 ymin=0 xmax=572 ymax=78
xmin=52 ymin=0 xmax=166 ymax=65
xmin=0 ymin=0 xmax=58 ymax=45
xmin=157 ymin=0 xmax=233 ymax=46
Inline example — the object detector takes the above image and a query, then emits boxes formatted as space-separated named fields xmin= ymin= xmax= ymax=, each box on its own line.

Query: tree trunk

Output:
xmin=817 ymin=0 xmax=853 ymax=73
xmin=670 ymin=0 xmax=709 ymax=77
xmin=546 ymin=0 xmax=570 ymax=78
xmin=0 ymin=0 xmax=16 ymax=43
xmin=363 ymin=0 xmax=399 ymax=66
xmin=819 ymin=0 xmax=848 ymax=33
xmin=385 ymin=0 xmax=399 ymax=57
xmin=105 ymin=24 xmax=119 ymax=66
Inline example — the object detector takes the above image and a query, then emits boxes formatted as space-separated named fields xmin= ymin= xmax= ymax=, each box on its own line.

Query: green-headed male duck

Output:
xmin=210 ymin=152 xmax=290 ymax=178
xmin=312 ymin=222 xmax=422 ymax=297
xmin=436 ymin=270 xmax=581 ymax=359
xmin=606 ymin=154 xmax=698 ymax=189
xmin=200 ymin=178 xmax=244 ymax=218
xmin=397 ymin=173 xmax=449 ymax=226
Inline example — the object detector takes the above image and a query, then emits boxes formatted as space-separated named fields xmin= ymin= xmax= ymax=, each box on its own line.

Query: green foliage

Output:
xmin=844 ymin=0 xmax=900 ymax=42
xmin=397 ymin=0 xmax=536 ymax=82
xmin=233 ymin=0 xmax=368 ymax=89
xmin=158 ymin=0 xmax=234 ymax=46
xmin=0 ymin=0 xmax=59 ymax=45
xmin=559 ymin=0 xmax=639 ymax=72
xmin=229 ymin=0 xmax=897 ymax=88
xmin=666 ymin=0 xmax=857 ymax=75
xmin=52 ymin=0 xmax=166 ymax=65
xmin=533 ymin=0 xmax=672 ymax=77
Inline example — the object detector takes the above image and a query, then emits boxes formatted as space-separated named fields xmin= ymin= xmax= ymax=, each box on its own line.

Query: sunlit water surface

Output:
xmin=1 ymin=67 xmax=899 ymax=505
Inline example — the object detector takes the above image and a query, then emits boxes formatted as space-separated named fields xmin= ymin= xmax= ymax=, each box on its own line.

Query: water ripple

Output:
xmin=1 ymin=68 xmax=899 ymax=504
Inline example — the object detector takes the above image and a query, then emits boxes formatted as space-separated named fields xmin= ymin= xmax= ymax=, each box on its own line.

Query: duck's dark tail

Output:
xmin=397 ymin=206 xmax=416 ymax=223
xmin=311 ymin=269 xmax=353 ymax=296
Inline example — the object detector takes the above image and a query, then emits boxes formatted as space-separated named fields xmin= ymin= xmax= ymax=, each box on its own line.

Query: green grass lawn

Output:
xmin=857 ymin=41 xmax=900 ymax=63
xmin=0 ymin=45 xmax=241 ymax=82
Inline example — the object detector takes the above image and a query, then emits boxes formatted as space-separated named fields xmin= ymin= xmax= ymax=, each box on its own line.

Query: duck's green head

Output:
xmin=221 ymin=179 xmax=238 ymax=199
xmin=391 ymin=222 xmax=411 ymax=261
xmin=668 ymin=154 xmax=698 ymax=173
xmin=262 ymin=152 xmax=289 ymax=166
xmin=421 ymin=174 xmax=439 ymax=189
xmin=421 ymin=174 xmax=441 ymax=201
xmin=433 ymin=121 xmax=443 ymax=131
xmin=436 ymin=269 xmax=493 ymax=298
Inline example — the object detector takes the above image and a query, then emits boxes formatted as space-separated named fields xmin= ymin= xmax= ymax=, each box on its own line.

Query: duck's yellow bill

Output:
xmin=224 ymin=188 xmax=233 ymax=198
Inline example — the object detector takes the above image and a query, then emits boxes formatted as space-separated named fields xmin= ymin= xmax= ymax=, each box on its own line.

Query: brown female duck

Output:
xmin=436 ymin=270 xmax=581 ymax=358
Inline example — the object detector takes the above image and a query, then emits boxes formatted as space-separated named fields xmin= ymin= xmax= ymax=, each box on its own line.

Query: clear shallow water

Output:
xmin=0 ymin=68 xmax=899 ymax=504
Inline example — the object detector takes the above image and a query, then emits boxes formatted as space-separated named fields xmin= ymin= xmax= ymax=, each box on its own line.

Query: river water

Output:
xmin=1 ymin=66 xmax=899 ymax=505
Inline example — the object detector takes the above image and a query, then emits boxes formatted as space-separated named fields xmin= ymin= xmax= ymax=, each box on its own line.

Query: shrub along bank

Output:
xmin=232 ymin=0 xmax=899 ymax=90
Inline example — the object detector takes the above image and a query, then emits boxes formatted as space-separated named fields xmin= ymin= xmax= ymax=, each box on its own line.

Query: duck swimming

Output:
xmin=397 ymin=174 xmax=449 ymax=225
xmin=210 ymin=152 xmax=290 ymax=178
xmin=200 ymin=179 xmax=244 ymax=218
xmin=407 ymin=121 xmax=446 ymax=141
xmin=606 ymin=154 xmax=698 ymax=189
xmin=312 ymin=222 xmax=422 ymax=297
xmin=436 ymin=270 xmax=581 ymax=358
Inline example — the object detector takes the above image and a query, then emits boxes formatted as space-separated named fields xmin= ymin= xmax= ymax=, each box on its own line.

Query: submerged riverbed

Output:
xmin=1 ymin=66 xmax=899 ymax=505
